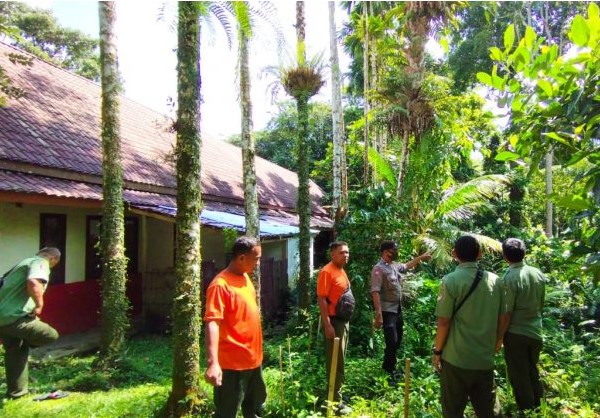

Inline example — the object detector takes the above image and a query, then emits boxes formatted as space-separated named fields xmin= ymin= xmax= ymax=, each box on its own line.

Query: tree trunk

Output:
xmin=545 ymin=149 xmax=553 ymax=238
xmin=396 ymin=128 xmax=410 ymax=199
xmin=296 ymin=96 xmax=311 ymax=309
xmin=296 ymin=1 xmax=306 ymax=66
xmin=168 ymin=3 xmax=203 ymax=416
xmin=98 ymin=0 xmax=129 ymax=364
xmin=362 ymin=4 xmax=370 ymax=185
xmin=239 ymin=22 xmax=261 ymax=303
xmin=328 ymin=2 xmax=345 ymax=236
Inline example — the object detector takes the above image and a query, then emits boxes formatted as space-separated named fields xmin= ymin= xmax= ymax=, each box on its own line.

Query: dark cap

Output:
xmin=380 ymin=240 xmax=398 ymax=252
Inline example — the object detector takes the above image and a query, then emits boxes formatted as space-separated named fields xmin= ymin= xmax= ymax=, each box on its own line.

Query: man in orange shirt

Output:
xmin=317 ymin=241 xmax=352 ymax=415
xmin=204 ymin=236 xmax=265 ymax=418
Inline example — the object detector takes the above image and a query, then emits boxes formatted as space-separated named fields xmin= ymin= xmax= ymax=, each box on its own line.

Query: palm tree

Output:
xmin=328 ymin=2 xmax=347 ymax=234
xmin=167 ymin=2 xmax=203 ymax=416
xmin=415 ymin=174 xmax=511 ymax=269
xmin=281 ymin=1 xmax=325 ymax=308
xmin=97 ymin=0 xmax=129 ymax=365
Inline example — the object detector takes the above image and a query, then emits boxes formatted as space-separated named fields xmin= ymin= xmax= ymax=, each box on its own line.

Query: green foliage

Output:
xmin=0 ymin=2 xmax=100 ymax=81
xmin=482 ymin=4 xmax=600 ymax=281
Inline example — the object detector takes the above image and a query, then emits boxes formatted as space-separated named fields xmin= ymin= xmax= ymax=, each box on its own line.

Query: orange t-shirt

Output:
xmin=316 ymin=262 xmax=350 ymax=317
xmin=204 ymin=270 xmax=263 ymax=370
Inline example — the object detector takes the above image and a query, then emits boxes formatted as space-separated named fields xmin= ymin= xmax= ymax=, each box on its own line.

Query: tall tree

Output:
xmin=236 ymin=3 xmax=259 ymax=240
xmin=280 ymin=1 xmax=324 ymax=308
xmin=167 ymin=2 xmax=203 ymax=416
xmin=1 ymin=2 xmax=100 ymax=81
xmin=328 ymin=2 xmax=347 ymax=234
xmin=97 ymin=1 xmax=129 ymax=365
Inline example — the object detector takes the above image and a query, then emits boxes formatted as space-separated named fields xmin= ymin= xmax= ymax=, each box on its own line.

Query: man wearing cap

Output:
xmin=371 ymin=240 xmax=430 ymax=384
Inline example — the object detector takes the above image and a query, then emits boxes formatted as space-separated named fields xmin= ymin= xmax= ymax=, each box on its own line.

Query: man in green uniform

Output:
xmin=497 ymin=238 xmax=545 ymax=413
xmin=433 ymin=235 xmax=508 ymax=418
xmin=0 ymin=247 xmax=60 ymax=399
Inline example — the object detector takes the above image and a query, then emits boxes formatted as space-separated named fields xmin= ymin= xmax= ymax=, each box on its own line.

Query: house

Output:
xmin=0 ymin=41 xmax=333 ymax=334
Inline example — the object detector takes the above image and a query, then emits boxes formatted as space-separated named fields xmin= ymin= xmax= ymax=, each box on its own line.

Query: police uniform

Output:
xmin=370 ymin=258 xmax=407 ymax=375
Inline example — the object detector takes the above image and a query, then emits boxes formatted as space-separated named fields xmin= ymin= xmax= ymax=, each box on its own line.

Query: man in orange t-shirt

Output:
xmin=317 ymin=241 xmax=352 ymax=414
xmin=204 ymin=236 xmax=265 ymax=418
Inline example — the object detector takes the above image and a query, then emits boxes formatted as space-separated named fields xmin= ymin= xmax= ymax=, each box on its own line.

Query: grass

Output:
xmin=1 ymin=322 xmax=598 ymax=417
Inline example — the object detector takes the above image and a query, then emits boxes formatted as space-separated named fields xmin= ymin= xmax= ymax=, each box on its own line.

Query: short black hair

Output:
xmin=502 ymin=238 xmax=526 ymax=263
xmin=231 ymin=236 xmax=260 ymax=258
xmin=454 ymin=235 xmax=480 ymax=262
xmin=380 ymin=240 xmax=398 ymax=253
xmin=330 ymin=241 xmax=348 ymax=251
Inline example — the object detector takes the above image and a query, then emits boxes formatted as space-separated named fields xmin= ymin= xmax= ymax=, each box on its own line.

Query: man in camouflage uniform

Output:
xmin=370 ymin=240 xmax=430 ymax=384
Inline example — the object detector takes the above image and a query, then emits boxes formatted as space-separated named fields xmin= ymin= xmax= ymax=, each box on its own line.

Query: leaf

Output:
xmin=570 ymin=15 xmax=590 ymax=46
xmin=489 ymin=47 xmax=503 ymax=61
xmin=554 ymin=194 xmax=593 ymax=211
xmin=537 ymin=79 xmax=553 ymax=97
xmin=439 ymin=37 xmax=449 ymax=54
xmin=476 ymin=72 xmax=493 ymax=87
xmin=544 ymin=132 xmax=576 ymax=149
xmin=495 ymin=151 xmax=520 ymax=162
xmin=524 ymin=26 xmax=536 ymax=48
xmin=367 ymin=148 xmax=397 ymax=189
xmin=504 ymin=24 xmax=515 ymax=51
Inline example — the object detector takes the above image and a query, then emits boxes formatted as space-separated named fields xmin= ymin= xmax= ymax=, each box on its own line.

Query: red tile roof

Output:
xmin=0 ymin=41 xmax=330 ymax=219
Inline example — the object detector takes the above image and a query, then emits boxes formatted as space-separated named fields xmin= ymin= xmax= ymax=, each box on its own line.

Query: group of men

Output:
xmin=1 ymin=235 xmax=544 ymax=418
xmin=201 ymin=234 xmax=545 ymax=418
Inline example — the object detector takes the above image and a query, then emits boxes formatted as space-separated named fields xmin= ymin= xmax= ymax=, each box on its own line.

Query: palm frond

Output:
xmin=463 ymin=232 xmax=502 ymax=254
xmin=413 ymin=234 xmax=453 ymax=270
xmin=208 ymin=3 xmax=236 ymax=49
xmin=367 ymin=147 xmax=397 ymax=188
xmin=436 ymin=174 xmax=510 ymax=221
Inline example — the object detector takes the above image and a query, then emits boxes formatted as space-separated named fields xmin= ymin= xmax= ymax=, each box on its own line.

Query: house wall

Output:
xmin=0 ymin=201 xmax=106 ymax=282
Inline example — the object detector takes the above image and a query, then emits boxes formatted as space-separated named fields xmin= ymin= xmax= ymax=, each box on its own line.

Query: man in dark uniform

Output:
xmin=370 ymin=240 xmax=430 ymax=385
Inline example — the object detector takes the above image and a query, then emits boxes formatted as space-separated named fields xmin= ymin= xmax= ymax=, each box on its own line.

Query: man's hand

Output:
xmin=324 ymin=322 xmax=336 ymax=339
xmin=373 ymin=312 xmax=383 ymax=329
xmin=495 ymin=339 xmax=503 ymax=353
xmin=32 ymin=306 xmax=43 ymax=317
xmin=432 ymin=354 xmax=442 ymax=373
xmin=205 ymin=362 xmax=223 ymax=386
xmin=420 ymin=252 xmax=432 ymax=262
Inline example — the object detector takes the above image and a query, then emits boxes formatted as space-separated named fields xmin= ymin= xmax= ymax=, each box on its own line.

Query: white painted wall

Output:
xmin=0 ymin=201 xmax=102 ymax=282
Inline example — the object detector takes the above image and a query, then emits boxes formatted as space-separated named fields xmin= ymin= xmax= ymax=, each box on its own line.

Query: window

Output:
xmin=86 ymin=216 xmax=139 ymax=280
xmin=39 ymin=213 xmax=66 ymax=285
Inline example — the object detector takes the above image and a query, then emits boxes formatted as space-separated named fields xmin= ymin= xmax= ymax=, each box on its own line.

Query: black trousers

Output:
xmin=503 ymin=332 xmax=543 ymax=412
xmin=214 ymin=366 xmax=267 ymax=418
xmin=382 ymin=310 xmax=403 ymax=374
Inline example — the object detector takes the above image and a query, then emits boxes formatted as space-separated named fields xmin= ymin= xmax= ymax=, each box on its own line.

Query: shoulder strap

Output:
xmin=1 ymin=263 xmax=19 ymax=280
xmin=453 ymin=268 xmax=484 ymax=316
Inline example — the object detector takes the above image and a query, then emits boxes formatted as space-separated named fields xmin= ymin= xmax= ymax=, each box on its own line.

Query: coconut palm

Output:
xmin=97 ymin=1 xmax=129 ymax=365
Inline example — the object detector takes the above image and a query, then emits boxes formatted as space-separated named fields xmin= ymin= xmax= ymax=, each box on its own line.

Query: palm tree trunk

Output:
xmin=168 ymin=3 xmax=202 ymax=415
xmin=297 ymin=96 xmax=311 ymax=308
xmin=239 ymin=22 xmax=261 ymax=302
xmin=328 ymin=2 xmax=345 ymax=235
xmin=362 ymin=4 xmax=370 ymax=185
xmin=294 ymin=1 xmax=310 ymax=308
xmin=396 ymin=128 xmax=410 ymax=198
xmin=98 ymin=0 xmax=129 ymax=364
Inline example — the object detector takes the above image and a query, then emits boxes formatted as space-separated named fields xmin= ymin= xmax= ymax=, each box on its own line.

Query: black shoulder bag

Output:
xmin=453 ymin=268 xmax=483 ymax=316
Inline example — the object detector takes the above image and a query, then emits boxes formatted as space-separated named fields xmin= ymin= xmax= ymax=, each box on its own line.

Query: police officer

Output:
xmin=371 ymin=240 xmax=430 ymax=384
